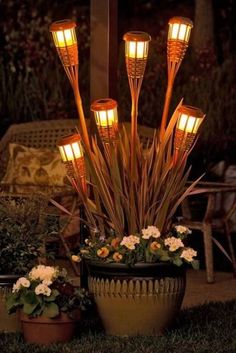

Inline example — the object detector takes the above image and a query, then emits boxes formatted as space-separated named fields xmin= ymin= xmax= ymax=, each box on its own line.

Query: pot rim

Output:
xmin=85 ymin=260 xmax=186 ymax=279
xmin=20 ymin=310 xmax=81 ymax=323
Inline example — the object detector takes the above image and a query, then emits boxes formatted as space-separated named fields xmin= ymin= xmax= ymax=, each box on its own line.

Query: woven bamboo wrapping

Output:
xmin=97 ymin=123 xmax=119 ymax=142
xmin=167 ymin=40 xmax=188 ymax=63
xmin=57 ymin=44 xmax=78 ymax=66
xmin=174 ymin=129 xmax=195 ymax=152
xmin=126 ymin=57 xmax=147 ymax=78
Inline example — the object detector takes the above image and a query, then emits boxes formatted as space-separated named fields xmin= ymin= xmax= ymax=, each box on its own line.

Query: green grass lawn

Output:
xmin=0 ymin=300 xmax=235 ymax=353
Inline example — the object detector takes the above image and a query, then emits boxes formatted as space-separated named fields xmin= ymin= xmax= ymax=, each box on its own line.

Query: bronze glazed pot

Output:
xmin=20 ymin=311 xmax=80 ymax=344
xmin=0 ymin=275 xmax=21 ymax=332
xmin=87 ymin=261 xmax=186 ymax=336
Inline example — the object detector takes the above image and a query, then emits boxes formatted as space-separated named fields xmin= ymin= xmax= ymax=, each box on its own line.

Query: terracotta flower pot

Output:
xmin=87 ymin=261 xmax=186 ymax=336
xmin=0 ymin=275 xmax=21 ymax=332
xmin=20 ymin=311 xmax=80 ymax=344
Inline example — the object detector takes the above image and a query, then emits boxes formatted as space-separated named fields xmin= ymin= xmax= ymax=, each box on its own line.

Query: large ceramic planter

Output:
xmin=20 ymin=310 xmax=80 ymax=344
xmin=0 ymin=275 xmax=21 ymax=332
xmin=87 ymin=261 xmax=186 ymax=336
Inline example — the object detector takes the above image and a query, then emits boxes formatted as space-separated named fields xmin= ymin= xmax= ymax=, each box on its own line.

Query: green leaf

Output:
xmin=44 ymin=289 xmax=59 ymax=302
xmin=23 ymin=302 xmax=39 ymax=315
xmin=6 ymin=293 xmax=21 ymax=313
xmin=173 ymin=257 xmax=183 ymax=267
xmin=191 ymin=260 xmax=200 ymax=270
xmin=157 ymin=249 xmax=170 ymax=261
xmin=22 ymin=290 xmax=38 ymax=304
xmin=42 ymin=302 xmax=59 ymax=318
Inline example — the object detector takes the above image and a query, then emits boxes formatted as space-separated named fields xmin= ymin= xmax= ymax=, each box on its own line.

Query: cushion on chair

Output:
xmin=1 ymin=143 xmax=67 ymax=187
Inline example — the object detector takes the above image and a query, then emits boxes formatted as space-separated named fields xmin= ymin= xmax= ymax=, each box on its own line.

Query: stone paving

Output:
xmin=183 ymin=269 xmax=236 ymax=308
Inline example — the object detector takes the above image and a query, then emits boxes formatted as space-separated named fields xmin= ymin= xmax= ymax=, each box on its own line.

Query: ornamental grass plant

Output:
xmin=50 ymin=18 xmax=205 ymax=270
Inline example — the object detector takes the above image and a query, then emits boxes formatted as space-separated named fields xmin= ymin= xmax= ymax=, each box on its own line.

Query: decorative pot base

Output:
xmin=87 ymin=262 xmax=186 ymax=336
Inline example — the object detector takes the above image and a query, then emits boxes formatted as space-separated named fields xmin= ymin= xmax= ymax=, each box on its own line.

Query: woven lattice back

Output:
xmin=0 ymin=119 xmax=79 ymax=179
xmin=0 ymin=119 xmax=155 ymax=180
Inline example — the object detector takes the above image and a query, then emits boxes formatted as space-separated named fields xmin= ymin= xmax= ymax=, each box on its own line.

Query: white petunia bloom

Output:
xmin=164 ymin=237 xmax=184 ymax=252
xmin=29 ymin=265 xmax=59 ymax=282
xmin=175 ymin=225 xmax=192 ymax=235
xmin=142 ymin=226 xmax=161 ymax=239
xmin=35 ymin=283 xmax=51 ymax=297
xmin=12 ymin=277 xmax=30 ymax=293
xmin=121 ymin=235 xmax=140 ymax=250
xmin=180 ymin=248 xmax=197 ymax=262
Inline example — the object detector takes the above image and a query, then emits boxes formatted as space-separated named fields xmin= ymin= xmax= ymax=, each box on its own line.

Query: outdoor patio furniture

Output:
xmin=180 ymin=181 xmax=236 ymax=283
xmin=0 ymin=119 xmax=82 ymax=271
xmin=0 ymin=119 xmax=79 ymax=180
xmin=0 ymin=119 xmax=154 ymax=273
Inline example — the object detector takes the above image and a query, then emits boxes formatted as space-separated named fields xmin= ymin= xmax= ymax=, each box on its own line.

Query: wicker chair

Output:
xmin=0 ymin=119 xmax=155 ymax=268
xmin=0 ymin=119 xmax=79 ymax=181
xmin=0 ymin=119 xmax=82 ymax=271
xmin=179 ymin=182 xmax=236 ymax=283
xmin=0 ymin=119 xmax=155 ymax=179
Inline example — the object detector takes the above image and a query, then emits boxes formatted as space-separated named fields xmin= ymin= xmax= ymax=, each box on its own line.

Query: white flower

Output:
xmin=142 ymin=226 xmax=161 ymax=239
xmin=180 ymin=248 xmax=197 ymax=262
xmin=164 ymin=237 xmax=184 ymax=252
xmin=175 ymin=225 xmax=192 ymax=235
xmin=35 ymin=283 xmax=51 ymax=297
xmin=12 ymin=277 xmax=30 ymax=293
xmin=121 ymin=235 xmax=140 ymax=250
xmin=29 ymin=265 xmax=59 ymax=282
xmin=99 ymin=235 xmax=106 ymax=242
xmin=42 ymin=279 xmax=53 ymax=286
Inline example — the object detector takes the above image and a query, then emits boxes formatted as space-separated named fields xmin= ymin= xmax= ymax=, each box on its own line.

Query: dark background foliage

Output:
xmin=0 ymin=0 xmax=235 ymax=172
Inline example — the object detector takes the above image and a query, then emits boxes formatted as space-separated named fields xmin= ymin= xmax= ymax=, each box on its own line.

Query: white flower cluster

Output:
xmin=142 ymin=226 xmax=161 ymax=240
xmin=121 ymin=235 xmax=140 ymax=250
xmin=164 ymin=237 xmax=184 ymax=252
xmin=181 ymin=248 xmax=197 ymax=262
xmin=12 ymin=265 xmax=64 ymax=297
xmin=175 ymin=225 xmax=192 ymax=235
xmin=12 ymin=277 xmax=30 ymax=293
xmin=35 ymin=283 xmax=51 ymax=297
xmin=29 ymin=265 xmax=59 ymax=282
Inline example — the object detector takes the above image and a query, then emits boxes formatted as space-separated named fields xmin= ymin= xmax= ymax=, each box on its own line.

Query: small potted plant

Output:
xmin=0 ymin=211 xmax=45 ymax=332
xmin=6 ymin=264 xmax=90 ymax=344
